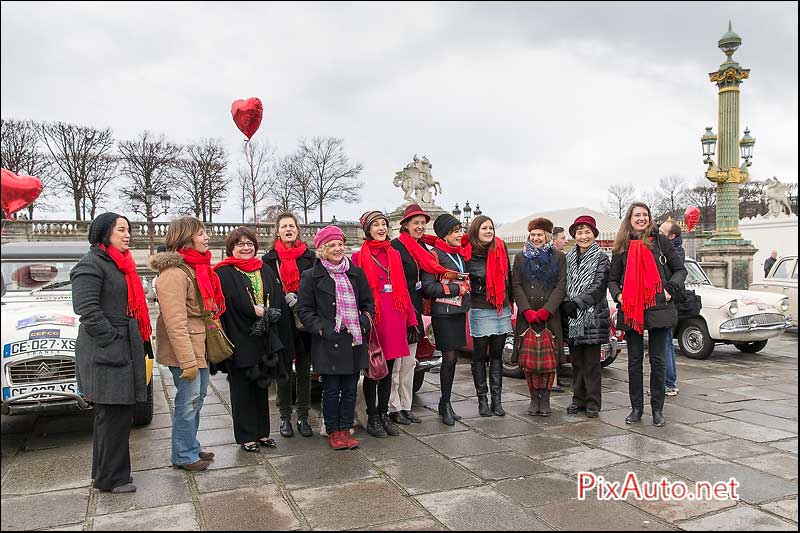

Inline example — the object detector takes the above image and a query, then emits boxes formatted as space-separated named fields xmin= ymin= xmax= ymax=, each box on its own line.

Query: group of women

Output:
xmin=72 ymin=200 xmax=685 ymax=492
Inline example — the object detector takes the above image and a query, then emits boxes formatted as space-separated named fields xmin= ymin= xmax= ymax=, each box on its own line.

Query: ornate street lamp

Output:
xmin=452 ymin=203 xmax=461 ymax=221
xmin=474 ymin=204 xmax=482 ymax=217
xmin=463 ymin=201 xmax=473 ymax=228
xmin=739 ymin=127 xmax=755 ymax=166
xmin=701 ymin=127 xmax=717 ymax=166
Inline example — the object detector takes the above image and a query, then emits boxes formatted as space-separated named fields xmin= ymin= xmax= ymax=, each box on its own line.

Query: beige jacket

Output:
xmin=148 ymin=252 xmax=207 ymax=369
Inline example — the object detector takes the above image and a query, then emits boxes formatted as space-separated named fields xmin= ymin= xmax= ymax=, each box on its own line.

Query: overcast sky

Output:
xmin=2 ymin=1 xmax=797 ymax=225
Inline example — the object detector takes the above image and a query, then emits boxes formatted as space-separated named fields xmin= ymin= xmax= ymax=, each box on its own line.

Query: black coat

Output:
xmin=296 ymin=259 xmax=375 ymax=375
xmin=421 ymin=247 xmax=470 ymax=317
xmin=390 ymin=237 xmax=426 ymax=326
xmin=564 ymin=250 xmax=611 ymax=346
xmin=215 ymin=264 xmax=294 ymax=374
xmin=263 ymin=246 xmax=316 ymax=354
xmin=71 ymin=246 xmax=147 ymax=405
xmin=466 ymin=252 xmax=513 ymax=310
xmin=608 ymin=232 xmax=688 ymax=331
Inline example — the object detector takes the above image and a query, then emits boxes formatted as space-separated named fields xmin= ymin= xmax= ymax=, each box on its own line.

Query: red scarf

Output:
xmin=398 ymin=232 xmax=449 ymax=277
xmin=479 ymin=237 xmax=509 ymax=314
xmin=178 ymin=248 xmax=227 ymax=318
xmin=358 ymin=239 xmax=411 ymax=324
xmin=429 ymin=234 xmax=472 ymax=262
xmin=621 ymin=239 xmax=662 ymax=334
xmin=212 ymin=256 xmax=263 ymax=272
xmin=273 ymin=239 xmax=307 ymax=292
xmin=100 ymin=245 xmax=151 ymax=342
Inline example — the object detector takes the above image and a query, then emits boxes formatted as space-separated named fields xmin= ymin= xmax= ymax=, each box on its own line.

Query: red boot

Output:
xmin=327 ymin=430 xmax=347 ymax=450
xmin=341 ymin=429 xmax=359 ymax=450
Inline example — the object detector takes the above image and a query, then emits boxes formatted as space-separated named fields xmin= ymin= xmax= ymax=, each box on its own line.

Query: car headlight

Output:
xmin=727 ymin=301 xmax=739 ymax=317
xmin=780 ymin=298 xmax=790 ymax=313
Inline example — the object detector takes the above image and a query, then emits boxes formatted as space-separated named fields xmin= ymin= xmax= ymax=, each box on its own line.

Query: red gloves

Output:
xmin=523 ymin=309 xmax=537 ymax=324
xmin=524 ymin=308 xmax=551 ymax=324
xmin=535 ymin=308 xmax=551 ymax=322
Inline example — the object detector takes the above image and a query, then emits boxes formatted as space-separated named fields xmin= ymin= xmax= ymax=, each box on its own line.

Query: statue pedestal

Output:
xmin=696 ymin=240 xmax=757 ymax=289
xmin=387 ymin=204 xmax=448 ymax=239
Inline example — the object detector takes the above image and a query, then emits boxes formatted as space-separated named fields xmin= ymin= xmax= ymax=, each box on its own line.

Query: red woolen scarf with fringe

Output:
xmin=398 ymin=232 xmax=450 ymax=277
xmin=100 ymin=244 xmax=152 ymax=342
xmin=178 ymin=248 xmax=227 ymax=318
xmin=273 ymin=239 xmax=307 ymax=292
xmin=621 ymin=239 xmax=662 ymax=334
xmin=358 ymin=239 xmax=411 ymax=324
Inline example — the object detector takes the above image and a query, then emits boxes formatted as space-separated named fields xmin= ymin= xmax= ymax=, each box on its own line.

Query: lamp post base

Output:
xmin=696 ymin=241 xmax=757 ymax=290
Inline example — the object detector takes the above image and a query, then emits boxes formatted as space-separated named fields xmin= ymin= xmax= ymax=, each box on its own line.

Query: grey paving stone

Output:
xmin=90 ymin=502 xmax=200 ymax=531
xmin=397 ymin=417 xmax=471 ymax=436
xmin=292 ymin=477 xmax=423 ymax=530
xmin=419 ymin=430 xmax=511 ymax=458
xmin=198 ymin=414 xmax=234 ymax=431
xmin=352 ymin=517 xmax=446 ymax=531
xmin=269 ymin=450 xmax=377 ymax=489
xmin=548 ymin=421 xmax=629 ymax=442
xmin=1 ymin=443 xmax=93 ymax=495
xmin=628 ymin=422 xmax=725 ymax=446
xmin=258 ymin=432 xmax=339 ymax=458
xmin=40 ymin=523 xmax=85 ymax=531
xmin=415 ymin=486 xmax=552 ymax=530
xmin=761 ymin=497 xmax=798 ymax=523
xmin=533 ymin=495 xmax=674 ymax=530
xmin=197 ymin=402 xmax=229 ymax=416
xmin=658 ymin=454 xmax=798 ymax=504
xmin=0 ymin=488 xmax=89 ymax=530
xmin=722 ymin=410 xmax=798 ymax=434
xmin=194 ymin=464 xmax=275 ymax=493
xmin=726 ymin=400 xmax=800 ymax=420
xmin=129 ymin=426 xmax=173 ymax=443
xmin=130 ymin=442 xmax=174 ymax=471
xmin=199 ymin=486 xmax=301 ymax=530
xmin=201 ymin=443 xmax=262 ymax=469
xmin=378 ymin=453 xmax=481 ymax=495
xmin=770 ymin=438 xmax=798 ymax=455
xmin=541 ymin=447 xmax=629 ymax=475
xmin=94 ymin=467 xmax=191 ymax=515
xmin=659 ymin=404 xmax=726 ymax=424
xmin=500 ymin=434 xmax=585 ymax=460
xmin=733 ymin=452 xmax=798 ymax=479
xmin=696 ymin=419 xmax=797 ymax=442
xmin=195 ymin=427 xmax=238 ymax=447
xmin=455 ymin=452 xmax=551 ymax=481
xmin=358 ymin=432 xmax=437 ymax=462
xmin=689 ymin=438 xmax=779 ymax=460
xmin=587 ymin=434 xmax=700 ymax=463
xmin=679 ymin=505 xmax=796 ymax=531
xmin=719 ymin=386 xmax=795 ymax=401
xmin=493 ymin=472 xmax=578 ymax=507
xmin=460 ymin=415 xmax=542 ymax=438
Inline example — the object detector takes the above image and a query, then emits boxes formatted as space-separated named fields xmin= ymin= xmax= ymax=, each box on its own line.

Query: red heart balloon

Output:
xmin=1 ymin=168 xmax=43 ymax=218
xmin=231 ymin=97 xmax=263 ymax=140
xmin=684 ymin=205 xmax=700 ymax=233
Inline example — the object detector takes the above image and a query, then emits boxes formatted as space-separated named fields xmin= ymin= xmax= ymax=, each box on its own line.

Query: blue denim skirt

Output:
xmin=469 ymin=306 xmax=513 ymax=337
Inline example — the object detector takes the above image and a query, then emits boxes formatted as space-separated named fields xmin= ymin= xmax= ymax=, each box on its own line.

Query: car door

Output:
xmin=750 ymin=257 xmax=798 ymax=324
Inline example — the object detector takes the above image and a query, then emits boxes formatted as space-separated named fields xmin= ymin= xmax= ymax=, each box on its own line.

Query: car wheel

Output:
xmin=734 ymin=340 xmax=768 ymax=353
xmin=501 ymin=334 xmax=524 ymax=378
xmin=677 ymin=318 xmax=714 ymax=360
xmin=413 ymin=370 xmax=426 ymax=393
xmin=133 ymin=379 xmax=154 ymax=426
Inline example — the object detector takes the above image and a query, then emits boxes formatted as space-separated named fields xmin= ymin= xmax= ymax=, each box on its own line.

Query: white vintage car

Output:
xmin=1 ymin=241 xmax=153 ymax=425
xmin=676 ymin=258 xmax=792 ymax=359
xmin=749 ymin=255 xmax=798 ymax=328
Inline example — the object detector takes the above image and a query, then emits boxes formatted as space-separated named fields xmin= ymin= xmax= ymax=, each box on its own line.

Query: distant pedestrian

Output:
xmin=552 ymin=226 xmax=567 ymax=252
xmin=764 ymin=250 xmax=778 ymax=277
xmin=551 ymin=226 xmax=571 ymax=391
xmin=658 ymin=220 xmax=686 ymax=397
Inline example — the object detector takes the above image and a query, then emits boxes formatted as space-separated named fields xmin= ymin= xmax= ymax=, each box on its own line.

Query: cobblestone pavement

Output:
xmin=2 ymin=332 xmax=797 ymax=530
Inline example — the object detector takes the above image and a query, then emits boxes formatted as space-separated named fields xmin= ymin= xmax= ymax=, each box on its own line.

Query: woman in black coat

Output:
xmin=608 ymin=203 xmax=687 ymax=427
xmin=214 ymin=227 xmax=292 ymax=451
xmin=71 ymin=212 xmax=148 ymax=493
xmin=560 ymin=216 xmax=610 ymax=419
xmin=263 ymin=211 xmax=317 ymax=438
xmin=296 ymin=226 xmax=375 ymax=450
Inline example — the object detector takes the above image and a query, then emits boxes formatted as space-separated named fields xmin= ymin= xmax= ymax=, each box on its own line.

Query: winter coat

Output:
xmin=671 ymin=234 xmax=686 ymax=261
xmin=421 ymin=247 xmax=470 ymax=317
xmin=390 ymin=236 xmax=426 ymax=327
xmin=147 ymin=252 xmax=207 ymax=370
xmin=465 ymin=251 xmax=513 ymax=310
xmin=296 ymin=259 xmax=375 ymax=375
xmin=262 ymin=245 xmax=316 ymax=355
xmin=215 ymin=265 xmax=294 ymax=377
xmin=511 ymin=249 xmax=567 ymax=365
xmin=352 ymin=248 xmax=417 ymax=360
xmin=607 ymin=232 xmax=688 ymax=332
xmin=564 ymin=250 xmax=611 ymax=346
xmin=71 ymin=246 xmax=147 ymax=405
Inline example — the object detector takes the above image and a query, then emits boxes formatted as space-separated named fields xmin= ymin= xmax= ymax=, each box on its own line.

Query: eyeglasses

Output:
xmin=234 ymin=241 xmax=255 ymax=248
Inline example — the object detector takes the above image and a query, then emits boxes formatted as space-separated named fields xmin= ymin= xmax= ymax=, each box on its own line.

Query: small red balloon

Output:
xmin=1 ymin=168 xmax=43 ymax=218
xmin=684 ymin=205 xmax=700 ymax=233
xmin=231 ymin=97 xmax=263 ymax=140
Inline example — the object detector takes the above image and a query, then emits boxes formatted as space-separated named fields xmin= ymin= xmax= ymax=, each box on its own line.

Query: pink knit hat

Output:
xmin=313 ymin=225 xmax=345 ymax=248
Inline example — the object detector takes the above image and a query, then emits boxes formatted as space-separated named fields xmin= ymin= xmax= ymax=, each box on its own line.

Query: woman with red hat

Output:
xmin=511 ymin=217 xmax=566 ymax=417
xmin=560 ymin=215 xmax=610 ymax=418
xmin=352 ymin=211 xmax=419 ymax=438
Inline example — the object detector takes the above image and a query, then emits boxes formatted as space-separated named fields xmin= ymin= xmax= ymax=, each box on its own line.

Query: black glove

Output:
xmin=265 ymin=307 xmax=282 ymax=323
xmin=359 ymin=313 xmax=372 ymax=335
xmin=560 ymin=300 xmax=579 ymax=319
xmin=250 ymin=316 xmax=267 ymax=336
xmin=406 ymin=325 xmax=421 ymax=344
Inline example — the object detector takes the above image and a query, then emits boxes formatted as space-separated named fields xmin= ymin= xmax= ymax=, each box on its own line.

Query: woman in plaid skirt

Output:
xmin=511 ymin=218 xmax=566 ymax=417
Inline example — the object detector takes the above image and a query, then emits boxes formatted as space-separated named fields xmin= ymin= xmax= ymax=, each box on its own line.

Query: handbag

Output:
xmin=517 ymin=327 xmax=557 ymax=374
xmin=365 ymin=315 xmax=388 ymax=380
xmin=178 ymin=265 xmax=234 ymax=365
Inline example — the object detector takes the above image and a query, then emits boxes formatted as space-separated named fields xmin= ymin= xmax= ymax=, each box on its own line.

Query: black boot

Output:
xmin=489 ymin=359 xmax=506 ymax=416
xmin=539 ymin=389 xmax=552 ymax=417
xmin=279 ymin=417 xmax=294 ymax=437
xmin=379 ymin=413 xmax=400 ymax=436
xmin=297 ymin=417 xmax=313 ymax=437
xmin=447 ymin=403 xmax=462 ymax=421
xmin=366 ymin=414 xmax=387 ymax=438
xmin=625 ymin=408 xmax=644 ymax=424
xmin=439 ymin=400 xmax=456 ymax=426
xmin=389 ymin=412 xmax=411 ymax=425
xmin=652 ymin=410 xmax=665 ymax=427
xmin=472 ymin=362 xmax=492 ymax=417
xmin=527 ymin=391 xmax=540 ymax=416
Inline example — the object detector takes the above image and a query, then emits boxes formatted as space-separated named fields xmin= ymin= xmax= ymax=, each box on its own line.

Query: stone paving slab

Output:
xmin=722 ymin=410 xmax=798 ymax=434
xmin=352 ymin=517 xmax=446 ymax=530
xmin=499 ymin=434 xmax=585 ymax=460
xmin=678 ymin=504 xmax=797 ymax=531
xmin=493 ymin=472 xmax=578 ymax=508
xmin=760 ymin=497 xmax=798 ymax=523
xmin=377 ymin=453 xmax=482 ymax=495
xmin=732 ymin=452 xmax=798 ymax=480
xmin=420 ymin=430 xmax=511 ymax=459
xmin=689 ymin=438 xmax=779 ymax=460
xmin=770 ymin=438 xmax=798 ymax=455
xmin=268 ymin=450 xmax=377 ymax=489
xmin=533 ymin=496 xmax=674 ymax=530
xmin=90 ymin=502 xmax=200 ymax=531
xmin=541 ymin=447 xmax=629 ymax=475
xmin=629 ymin=421 xmax=726 ymax=446
xmin=455 ymin=451 xmax=551 ymax=481
xmin=0 ymin=443 xmax=93 ymax=495
xmin=0 ymin=488 xmax=89 ymax=530
xmin=194 ymin=464 xmax=275 ymax=493
xmin=357 ymin=432 xmax=438 ymax=462
xmin=400 ymin=417 xmax=471 ymax=437
xmin=415 ymin=486 xmax=553 ymax=531
xmin=94 ymin=467 xmax=191 ymax=516
xmin=292 ymin=477 xmax=425 ymax=530
xmin=200 ymin=444 xmax=262 ymax=469
xmin=199 ymin=486 xmax=301 ymax=530
xmin=718 ymin=386 xmax=795 ymax=401
xmin=695 ymin=419 xmax=797 ymax=443
xmin=587 ymin=433 xmax=701 ymax=463
xmin=548 ymin=421 xmax=629 ymax=442
xmin=460 ymin=415 xmax=542 ymax=438
xmin=725 ymin=400 xmax=799 ymax=420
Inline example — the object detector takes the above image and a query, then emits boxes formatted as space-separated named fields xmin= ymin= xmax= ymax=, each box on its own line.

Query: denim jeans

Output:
xmin=169 ymin=366 xmax=209 ymax=465
xmin=665 ymin=328 xmax=677 ymax=389
xmin=321 ymin=373 xmax=359 ymax=434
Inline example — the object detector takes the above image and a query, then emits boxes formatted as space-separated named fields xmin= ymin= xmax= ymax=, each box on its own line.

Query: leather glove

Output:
xmin=407 ymin=325 xmax=421 ymax=344
xmin=285 ymin=292 xmax=298 ymax=308
xmin=535 ymin=308 xmax=551 ymax=323
xmin=560 ymin=300 xmax=578 ymax=318
xmin=265 ymin=307 xmax=282 ymax=323
xmin=179 ymin=365 xmax=198 ymax=382
xmin=359 ymin=313 xmax=372 ymax=335
xmin=523 ymin=309 xmax=538 ymax=325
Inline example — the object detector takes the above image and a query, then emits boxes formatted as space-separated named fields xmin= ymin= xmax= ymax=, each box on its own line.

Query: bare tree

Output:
xmin=739 ymin=178 xmax=768 ymax=218
xmin=299 ymin=137 xmax=363 ymax=223
xmin=684 ymin=180 xmax=716 ymax=226
xmin=173 ymin=139 xmax=229 ymax=222
xmin=655 ymin=176 xmax=686 ymax=221
xmin=83 ymin=154 xmax=119 ymax=219
xmin=605 ymin=183 xmax=636 ymax=218
xmin=238 ymin=141 xmax=275 ymax=224
xmin=38 ymin=121 xmax=115 ymax=220
xmin=1 ymin=119 xmax=59 ymax=219
xmin=235 ymin=171 xmax=252 ymax=223
xmin=279 ymin=151 xmax=317 ymax=223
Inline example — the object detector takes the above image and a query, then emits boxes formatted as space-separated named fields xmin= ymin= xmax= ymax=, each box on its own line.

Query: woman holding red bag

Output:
xmin=511 ymin=217 xmax=566 ymax=417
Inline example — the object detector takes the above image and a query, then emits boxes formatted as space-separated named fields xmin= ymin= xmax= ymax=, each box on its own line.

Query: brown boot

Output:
xmin=198 ymin=451 xmax=215 ymax=461
xmin=173 ymin=459 xmax=210 ymax=471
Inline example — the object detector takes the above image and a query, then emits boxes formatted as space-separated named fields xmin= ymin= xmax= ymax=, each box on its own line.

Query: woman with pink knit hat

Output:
xmin=296 ymin=226 xmax=374 ymax=450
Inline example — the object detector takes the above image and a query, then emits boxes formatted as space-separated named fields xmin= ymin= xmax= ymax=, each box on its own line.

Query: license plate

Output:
xmin=2 ymin=381 xmax=79 ymax=401
xmin=3 ymin=338 xmax=76 ymax=358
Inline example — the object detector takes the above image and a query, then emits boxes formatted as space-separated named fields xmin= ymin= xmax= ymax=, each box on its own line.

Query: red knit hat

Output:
xmin=400 ymin=203 xmax=430 ymax=225
xmin=314 ymin=225 xmax=345 ymax=248
xmin=569 ymin=215 xmax=599 ymax=238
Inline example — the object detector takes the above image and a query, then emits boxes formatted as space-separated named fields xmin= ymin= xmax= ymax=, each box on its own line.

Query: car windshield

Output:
xmin=685 ymin=261 xmax=712 ymax=286
xmin=1 ymin=259 xmax=78 ymax=293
